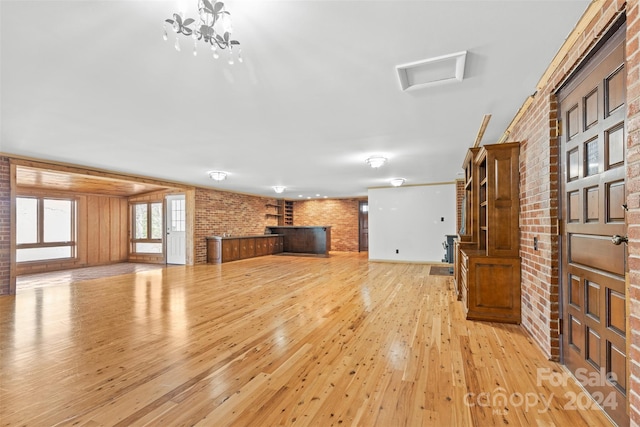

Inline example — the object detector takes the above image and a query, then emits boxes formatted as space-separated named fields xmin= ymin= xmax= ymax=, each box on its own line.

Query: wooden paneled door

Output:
xmin=558 ymin=25 xmax=627 ymax=426
xmin=359 ymin=201 xmax=368 ymax=252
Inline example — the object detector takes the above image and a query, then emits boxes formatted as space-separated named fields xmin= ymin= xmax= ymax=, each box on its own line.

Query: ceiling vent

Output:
xmin=396 ymin=50 xmax=467 ymax=92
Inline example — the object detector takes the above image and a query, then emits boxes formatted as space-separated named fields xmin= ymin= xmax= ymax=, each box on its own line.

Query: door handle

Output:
xmin=611 ymin=235 xmax=628 ymax=245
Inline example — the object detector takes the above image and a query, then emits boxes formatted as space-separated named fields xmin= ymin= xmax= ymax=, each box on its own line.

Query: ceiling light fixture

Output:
xmin=208 ymin=170 xmax=228 ymax=181
xmin=273 ymin=186 xmax=286 ymax=194
xmin=390 ymin=178 xmax=406 ymax=187
xmin=164 ymin=0 xmax=242 ymax=64
xmin=365 ymin=156 xmax=387 ymax=168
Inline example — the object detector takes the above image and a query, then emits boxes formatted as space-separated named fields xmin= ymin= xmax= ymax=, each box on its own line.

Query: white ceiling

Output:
xmin=1 ymin=0 xmax=590 ymax=199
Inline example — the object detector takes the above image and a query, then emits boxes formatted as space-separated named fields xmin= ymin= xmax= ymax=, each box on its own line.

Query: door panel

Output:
xmin=559 ymin=26 xmax=627 ymax=426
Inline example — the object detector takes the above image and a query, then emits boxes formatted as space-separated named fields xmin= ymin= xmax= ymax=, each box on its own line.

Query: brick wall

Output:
xmin=509 ymin=0 xmax=627 ymax=362
xmin=626 ymin=0 xmax=640 ymax=423
xmin=0 ymin=157 xmax=10 ymax=295
xmin=293 ymin=198 xmax=363 ymax=252
xmin=509 ymin=94 xmax=561 ymax=360
xmin=194 ymin=188 xmax=281 ymax=264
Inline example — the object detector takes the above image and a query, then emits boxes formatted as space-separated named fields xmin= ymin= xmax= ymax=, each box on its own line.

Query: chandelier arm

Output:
xmin=210 ymin=38 xmax=229 ymax=50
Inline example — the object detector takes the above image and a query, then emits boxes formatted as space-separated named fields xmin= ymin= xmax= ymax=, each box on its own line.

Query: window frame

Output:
xmin=130 ymin=201 xmax=164 ymax=254
xmin=16 ymin=196 xmax=77 ymax=262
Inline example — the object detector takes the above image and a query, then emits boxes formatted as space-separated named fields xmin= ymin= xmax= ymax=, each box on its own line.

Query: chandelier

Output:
xmin=164 ymin=0 xmax=242 ymax=64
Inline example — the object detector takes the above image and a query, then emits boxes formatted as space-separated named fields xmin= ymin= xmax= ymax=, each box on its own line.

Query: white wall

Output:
xmin=368 ymin=183 xmax=456 ymax=263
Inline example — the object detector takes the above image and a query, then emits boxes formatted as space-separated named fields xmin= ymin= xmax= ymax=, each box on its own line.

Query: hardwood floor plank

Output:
xmin=0 ymin=254 xmax=614 ymax=426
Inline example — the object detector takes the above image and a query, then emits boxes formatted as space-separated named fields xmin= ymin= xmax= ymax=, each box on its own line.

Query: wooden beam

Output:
xmin=472 ymin=114 xmax=491 ymax=148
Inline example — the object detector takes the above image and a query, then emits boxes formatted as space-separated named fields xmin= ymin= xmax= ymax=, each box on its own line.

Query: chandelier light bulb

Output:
xmin=174 ymin=37 xmax=181 ymax=52
xmin=221 ymin=14 xmax=233 ymax=33
xmin=237 ymin=49 xmax=243 ymax=63
xmin=163 ymin=25 xmax=168 ymax=41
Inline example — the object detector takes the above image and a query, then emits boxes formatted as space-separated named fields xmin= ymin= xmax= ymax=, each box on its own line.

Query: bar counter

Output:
xmin=265 ymin=226 xmax=331 ymax=255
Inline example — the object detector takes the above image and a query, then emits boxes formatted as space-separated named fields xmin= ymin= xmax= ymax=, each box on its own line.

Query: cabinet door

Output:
xmin=222 ymin=239 xmax=240 ymax=262
xmin=466 ymin=256 xmax=520 ymax=323
xmin=240 ymin=238 xmax=255 ymax=259
xmin=276 ymin=236 xmax=284 ymax=253
xmin=253 ymin=238 xmax=262 ymax=256
xmin=267 ymin=237 xmax=276 ymax=254
xmin=486 ymin=144 xmax=519 ymax=257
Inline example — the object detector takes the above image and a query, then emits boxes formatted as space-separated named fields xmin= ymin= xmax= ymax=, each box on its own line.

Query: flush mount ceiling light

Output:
xmin=208 ymin=170 xmax=228 ymax=181
xmin=396 ymin=50 xmax=467 ymax=92
xmin=390 ymin=178 xmax=406 ymax=187
xmin=365 ymin=156 xmax=387 ymax=168
xmin=272 ymin=186 xmax=286 ymax=194
xmin=163 ymin=0 xmax=242 ymax=64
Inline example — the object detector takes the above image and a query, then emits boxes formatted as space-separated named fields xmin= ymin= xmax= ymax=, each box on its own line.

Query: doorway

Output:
xmin=359 ymin=201 xmax=368 ymax=252
xmin=166 ymin=194 xmax=186 ymax=265
xmin=558 ymin=24 xmax=627 ymax=426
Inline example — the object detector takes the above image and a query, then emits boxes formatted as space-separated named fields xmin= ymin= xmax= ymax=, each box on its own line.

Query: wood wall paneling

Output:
xmin=14 ymin=193 xmax=129 ymax=276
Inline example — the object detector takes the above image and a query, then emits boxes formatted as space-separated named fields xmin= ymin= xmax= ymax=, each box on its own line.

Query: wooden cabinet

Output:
xmin=455 ymin=142 xmax=521 ymax=324
xmin=207 ymin=235 xmax=284 ymax=264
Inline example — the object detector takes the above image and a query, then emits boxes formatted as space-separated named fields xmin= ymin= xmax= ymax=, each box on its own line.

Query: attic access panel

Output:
xmin=396 ymin=50 xmax=467 ymax=91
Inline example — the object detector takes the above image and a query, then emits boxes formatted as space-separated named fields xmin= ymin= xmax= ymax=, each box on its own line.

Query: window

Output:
xmin=16 ymin=197 xmax=76 ymax=262
xmin=170 ymin=198 xmax=185 ymax=232
xmin=131 ymin=202 xmax=163 ymax=253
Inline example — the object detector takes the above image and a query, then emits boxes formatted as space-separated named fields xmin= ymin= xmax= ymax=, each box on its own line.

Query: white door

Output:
xmin=166 ymin=194 xmax=186 ymax=265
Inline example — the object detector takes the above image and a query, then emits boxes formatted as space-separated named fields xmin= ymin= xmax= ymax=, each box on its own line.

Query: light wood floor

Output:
xmin=0 ymin=253 xmax=614 ymax=426
xmin=16 ymin=263 xmax=166 ymax=291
